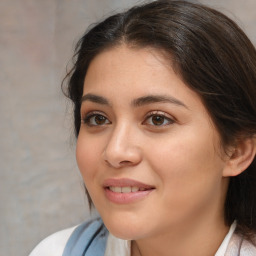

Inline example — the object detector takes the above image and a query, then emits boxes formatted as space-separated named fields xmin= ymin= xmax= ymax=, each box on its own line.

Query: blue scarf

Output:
xmin=62 ymin=218 xmax=108 ymax=256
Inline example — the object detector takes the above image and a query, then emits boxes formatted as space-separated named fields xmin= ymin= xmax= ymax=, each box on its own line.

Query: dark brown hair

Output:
xmin=63 ymin=0 xmax=256 ymax=236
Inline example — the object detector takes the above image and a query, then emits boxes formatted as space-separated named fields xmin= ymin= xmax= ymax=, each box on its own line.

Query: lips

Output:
xmin=103 ymin=178 xmax=155 ymax=204
xmin=109 ymin=186 xmax=147 ymax=193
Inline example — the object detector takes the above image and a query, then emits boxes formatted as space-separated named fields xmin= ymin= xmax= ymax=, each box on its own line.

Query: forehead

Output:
xmin=84 ymin=45 xmax=177 ymax=93
xmin=86 ymin=45 xmax=171 ymax=79
xmin=83 ymin=45 xmax=202 ymax=108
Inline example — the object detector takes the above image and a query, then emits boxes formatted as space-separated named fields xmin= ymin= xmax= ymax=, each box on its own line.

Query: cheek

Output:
xmin=147 ymin=128 xmax=225 ymax=202
xmin=76 ymin=134 xmax=102 ymax=182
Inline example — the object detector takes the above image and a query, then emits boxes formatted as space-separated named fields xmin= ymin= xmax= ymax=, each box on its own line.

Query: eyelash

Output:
xmin=143 ymin=111 xmax=175 ymax=126
xmin=81 ymin=111 xmax=110 ymax=127
xmin=81 ymin=111 xmax=175 ymax=127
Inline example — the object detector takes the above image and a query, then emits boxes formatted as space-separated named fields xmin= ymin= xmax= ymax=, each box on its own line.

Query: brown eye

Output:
xmin=95 ymin=115 xmax=107 ymax=125
xmin=152 ymin=115 xmax=165 ymax=126
xmin=83 ymin=113 xmax=110 ymax=126
xmin=143 ymin=113 xmax=174 ymax=127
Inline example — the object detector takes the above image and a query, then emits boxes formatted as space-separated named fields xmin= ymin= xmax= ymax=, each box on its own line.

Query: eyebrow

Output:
xmin=132 ymin=95 xmax=188 ymax=109
xmin=81 ymin=93 xmax=110 ymax=105
xmin=81 ymin=93 xmax=187 ymax=109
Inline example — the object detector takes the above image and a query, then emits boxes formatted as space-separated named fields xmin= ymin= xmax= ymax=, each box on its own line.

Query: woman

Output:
xmin=30 ymin=0 xmax=256 ymax=255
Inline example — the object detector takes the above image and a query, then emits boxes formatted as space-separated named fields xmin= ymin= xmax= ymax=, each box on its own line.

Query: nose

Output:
xmin=103 ymin=123 xmax=142 ymax=168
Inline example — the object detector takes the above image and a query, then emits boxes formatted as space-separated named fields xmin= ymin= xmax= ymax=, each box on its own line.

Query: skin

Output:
xmin=76 ymin=45 xmax=233 ymax=256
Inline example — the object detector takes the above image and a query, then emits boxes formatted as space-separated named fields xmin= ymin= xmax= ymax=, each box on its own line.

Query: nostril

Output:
xmin=104 ymin=159 xmax=133 ymax=168
xmin=120 ymin=160 xmax=131 ymax=164
xmin=104 ymin=159 xmax=113 ymax=168
xmin=120 ymin=160 xmax=133 ymax=166
xmin=102 ymin=145 xmax=142 ymax=168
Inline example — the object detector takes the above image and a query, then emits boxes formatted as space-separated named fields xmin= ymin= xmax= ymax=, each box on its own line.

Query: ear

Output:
xmin=222 ymin=137 xmax=256 ymax=177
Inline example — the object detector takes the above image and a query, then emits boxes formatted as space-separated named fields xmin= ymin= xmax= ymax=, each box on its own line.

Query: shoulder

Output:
xmin=240 ymin=234 xmax=256 ymax=255
xmin=227 ymin=231 xmax=256 ymax=256
xmin=29 ymin=218 xmax=108 ymax=256
xmin=29 ymin=226 xmax=77 ymax=256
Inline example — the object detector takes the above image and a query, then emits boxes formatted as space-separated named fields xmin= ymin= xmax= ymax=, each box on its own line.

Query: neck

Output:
xmin=131 ymin=178 xmax=230 ymax=256
xmin=131 ymin=215 xmax=229 ymax=256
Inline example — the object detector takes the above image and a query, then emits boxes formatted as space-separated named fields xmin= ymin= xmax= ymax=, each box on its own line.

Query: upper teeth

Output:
xmin=109 ymin=186 xmax=143 ymax=193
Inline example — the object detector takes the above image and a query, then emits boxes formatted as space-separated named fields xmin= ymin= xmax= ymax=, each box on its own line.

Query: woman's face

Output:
xmin=76 ymin=45 xmax=229 ymax=240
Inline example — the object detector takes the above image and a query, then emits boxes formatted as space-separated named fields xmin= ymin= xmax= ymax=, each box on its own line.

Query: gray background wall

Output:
xmin=0 ymin=0 xmax=255 ymax=255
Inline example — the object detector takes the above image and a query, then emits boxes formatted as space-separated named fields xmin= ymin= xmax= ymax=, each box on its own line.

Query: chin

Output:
xmin=107 ymin=226 xmax=145 ymax=240
xmin=100 ymin=212 xmax=147 ymax=240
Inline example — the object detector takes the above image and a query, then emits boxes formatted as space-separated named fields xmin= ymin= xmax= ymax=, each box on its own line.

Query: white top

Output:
xmin=29 ymin=226 xmax=77 ymax=256
xmin=29 ymin=222 xmax=237 ymax=256
xmin=215 ymin=222 xmax=237 ymax=256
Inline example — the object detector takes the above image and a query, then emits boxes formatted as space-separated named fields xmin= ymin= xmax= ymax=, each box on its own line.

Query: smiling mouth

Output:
xmin=108 ymin=186 xmax=151 ymax=193
xmin=102 ymin=178 xmax=155 ymax=203
xmin=103 ymin=178 xmax=155 ymax=192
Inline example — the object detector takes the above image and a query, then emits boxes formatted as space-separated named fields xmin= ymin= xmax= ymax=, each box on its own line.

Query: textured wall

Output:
xmin=0 ymin=0 xmax=255 ymax=255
